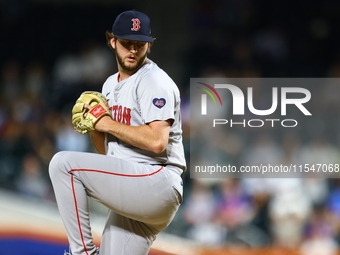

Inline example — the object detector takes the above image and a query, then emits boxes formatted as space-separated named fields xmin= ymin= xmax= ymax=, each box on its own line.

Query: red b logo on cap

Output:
xmin=131 ymin=18 xmax=141 ymax=31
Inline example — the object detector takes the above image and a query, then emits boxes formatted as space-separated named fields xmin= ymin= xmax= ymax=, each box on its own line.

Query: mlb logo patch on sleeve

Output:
xmin=153 ymin=98 xmax=166 ymax=108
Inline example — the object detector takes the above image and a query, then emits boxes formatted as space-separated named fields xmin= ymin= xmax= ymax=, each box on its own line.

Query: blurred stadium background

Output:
xmin=1 ymin=0 xmax=340 ymax=254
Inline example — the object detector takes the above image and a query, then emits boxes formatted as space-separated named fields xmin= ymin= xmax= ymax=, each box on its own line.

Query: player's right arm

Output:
xmin=90 ymin=130 xmax=106 ymax=155
xmin=94 ymin=116 xmax=171 ymax=154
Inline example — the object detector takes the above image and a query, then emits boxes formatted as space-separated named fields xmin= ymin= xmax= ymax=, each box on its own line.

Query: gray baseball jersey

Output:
xmin=102 ymin=58 xmax=186 ymax=171
xmin=49 ymin=58 xmax=186 ymax=255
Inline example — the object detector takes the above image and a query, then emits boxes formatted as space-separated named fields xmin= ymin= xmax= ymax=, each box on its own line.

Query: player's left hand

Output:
xmin=72 ymin=91 xmax=112 ymax=135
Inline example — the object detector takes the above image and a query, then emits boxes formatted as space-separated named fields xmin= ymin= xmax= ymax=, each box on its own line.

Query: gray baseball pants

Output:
xmin=49 ymin=151 xmax=183 ymax=255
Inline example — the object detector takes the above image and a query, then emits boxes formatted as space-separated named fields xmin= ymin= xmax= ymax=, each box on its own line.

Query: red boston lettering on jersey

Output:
xmin=131 ymin=18 xmax=141 ymax=31
xmin=111 ymin=105 xmax=131 ymax=125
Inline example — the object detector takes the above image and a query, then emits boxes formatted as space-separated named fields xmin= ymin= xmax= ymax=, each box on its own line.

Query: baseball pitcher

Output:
xmin=49 ymin=10 xmax=186 ymax=255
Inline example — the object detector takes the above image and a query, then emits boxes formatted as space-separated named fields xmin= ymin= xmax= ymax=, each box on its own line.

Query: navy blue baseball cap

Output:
xmin=112 ymin=10 xmax=154 ymax=43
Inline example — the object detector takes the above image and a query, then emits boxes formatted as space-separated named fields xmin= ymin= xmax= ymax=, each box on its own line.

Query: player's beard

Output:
xmin=116 ymin=51 xmax=148 ymax=73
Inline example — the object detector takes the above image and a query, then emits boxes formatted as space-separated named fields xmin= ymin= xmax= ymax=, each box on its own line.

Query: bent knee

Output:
xmin=49 ymin=151 xmax=70 ymax=179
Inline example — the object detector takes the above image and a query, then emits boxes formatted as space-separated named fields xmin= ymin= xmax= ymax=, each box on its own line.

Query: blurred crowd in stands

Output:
xmin=2 ymin=0 xmax=340 ymax=254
